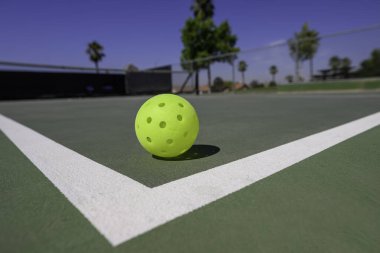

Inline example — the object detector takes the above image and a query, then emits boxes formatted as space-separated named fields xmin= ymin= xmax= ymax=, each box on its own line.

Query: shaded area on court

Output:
xmin=153 ymin=144 xmax=220 ymax=161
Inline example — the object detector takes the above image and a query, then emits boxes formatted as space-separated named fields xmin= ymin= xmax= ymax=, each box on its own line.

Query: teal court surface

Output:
xmin=1 ymin=92 xmax=380 ymax=252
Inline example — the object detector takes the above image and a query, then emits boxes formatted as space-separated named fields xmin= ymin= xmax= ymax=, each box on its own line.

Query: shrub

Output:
xmin=212 ymin=77 xmax=225 ymax=92
xmin=250 ymin=80 xmax=264 ymax=88
xmin=224 ymin=81 xmax=234 ymax=91
xmin=285 ymin=75 xmax=293 ymax=83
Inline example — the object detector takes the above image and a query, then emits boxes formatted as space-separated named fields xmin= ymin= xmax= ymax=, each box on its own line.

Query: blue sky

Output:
xmin=1 ymin=0 xmax=380 ymax=72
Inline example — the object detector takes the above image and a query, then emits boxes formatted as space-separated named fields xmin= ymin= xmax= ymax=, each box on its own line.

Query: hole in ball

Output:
xmin=177 ymin=115 xmax=183 ymax=121
xmin=160 ymin=121 xmax=166 ymax=128
xmin=159 ymin=103 xmax=165 ymax=107
xmin=178 ymin=103 xmax=184 ymax=108
xmin=167 ymin=139 xmax=173 ymax=144
xmin=146 ymin=137 xmax=152 ymax=142
xmin=147 ymin=117 xmax=152 ymax=124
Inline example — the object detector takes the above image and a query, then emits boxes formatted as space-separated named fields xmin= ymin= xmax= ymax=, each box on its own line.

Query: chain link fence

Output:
xmin=1 ymin=24 xmax=379 ymax=96
xmin=170 ymin=24 xmax=380 ymax=94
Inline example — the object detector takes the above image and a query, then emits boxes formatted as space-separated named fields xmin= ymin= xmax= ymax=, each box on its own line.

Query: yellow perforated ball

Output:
xmin=135 ymin=94 xmax=199 ymax=157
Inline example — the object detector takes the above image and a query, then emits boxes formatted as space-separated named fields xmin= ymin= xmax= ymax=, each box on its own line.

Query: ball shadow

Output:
xmin=153 ymin=144 xmax=220 ymax=161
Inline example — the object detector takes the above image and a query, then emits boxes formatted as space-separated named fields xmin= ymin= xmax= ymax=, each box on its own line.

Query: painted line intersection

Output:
xmin=1 ymin=112 xmax=379 ymax=246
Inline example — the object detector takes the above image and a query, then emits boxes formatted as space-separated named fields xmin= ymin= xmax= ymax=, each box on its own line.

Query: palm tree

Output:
xmin=86 ymin=41 xmax=105 ymax=73
xmin=269 ymin=65 xmax=278 ymax=82
xmin=191 ymin=0 xmax=214 ymax=20
xmin=238 ymin=60 xmax=247 ymax=85
xmin=288 ymin=38 xmax=303 ymax=82
xmin=298 ymin=24 xmax=319 ymax=80
xmin=329 ymin=56 xmax=341 ymax=76
xmin=288 ymin=23 xmax=320 ymax=81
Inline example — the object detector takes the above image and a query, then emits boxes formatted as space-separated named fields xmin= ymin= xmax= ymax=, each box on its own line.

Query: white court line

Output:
xmin=1 ymin=112 xmax=380 ymax=246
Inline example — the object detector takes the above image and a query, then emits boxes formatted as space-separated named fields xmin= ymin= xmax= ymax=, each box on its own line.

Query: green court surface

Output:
xmin=251 ymin=79 xmax=380 ymax=93
xmin=1 ymin=92 xmax=380 ymax=252
xmin=279 ymin=79 xmax=380 ymax=91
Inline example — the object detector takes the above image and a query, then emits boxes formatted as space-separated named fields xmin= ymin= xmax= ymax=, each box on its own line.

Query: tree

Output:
xmin=191 ymin=0 xmax=216 ymax=92
xmin=288 ymin=23 xmax=319 ymax=81
xmin=191 ymin=0 xmax=214 ymax=20
xmin=269 ymin=65 xmax=278 ymax=82
xmin=238 ymin=60 xmax=247 ymax=85
xmin=126 ymin=64 xmax=139 ymax=72
xmin=288 ymin=38 xmax=303 ymax=81
xmin=215 ymin=21 xmax=239 ymax=84
xmin=358 ymin=49 xmax=380 ymax=77
xmin=329 ymin=56 xmax=341 ymax=76
xmin=341 ymin=57 xmax=352 ymax=78
xmin=181 ymin=17 xmax=216 ymax=94
xmin=298 ymin=24 xmax=319 ymax=81
xmin=181 ymin=0 xmax=239 ymax=94
xmin=86 ymin=41 xmax=105 ymax=73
